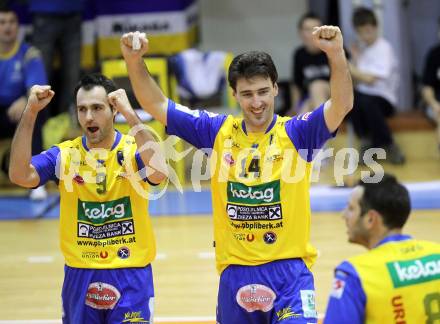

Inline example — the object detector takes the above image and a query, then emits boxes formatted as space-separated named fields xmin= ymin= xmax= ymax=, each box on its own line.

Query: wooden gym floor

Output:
xmin=0 ymin=210 xmax=438 ymax=322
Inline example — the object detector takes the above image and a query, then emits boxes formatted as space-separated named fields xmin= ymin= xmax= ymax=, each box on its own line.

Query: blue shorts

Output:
xmin=62 ymin=265 xmax=154 ymax=324
xmin=217 ymin=258 xmax=318 ymax=324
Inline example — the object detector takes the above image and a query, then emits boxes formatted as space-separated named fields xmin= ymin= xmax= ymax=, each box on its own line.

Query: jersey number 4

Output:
xmin=239 ymin=157 xmax=260 ymax=178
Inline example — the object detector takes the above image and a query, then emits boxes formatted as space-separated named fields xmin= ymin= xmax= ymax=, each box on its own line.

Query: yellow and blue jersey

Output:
xmin=325 ymin=234 xmax=440 ymax=324
xmin=0 ymin=42 xmax=46 ymax=107
xmin=166 ymin=99 xmax=334 ymax=274
xmin=31 ymin=131 xmax=156 ymax=269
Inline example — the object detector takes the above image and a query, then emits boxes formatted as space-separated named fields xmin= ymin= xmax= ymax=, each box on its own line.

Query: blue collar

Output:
xmin=375 ymin=234 xmax=412 ymax=248
xmin=242 ymin=115 xmax=277 ymax=135
xmin=81 ymin=130 xmax=121 ymax=151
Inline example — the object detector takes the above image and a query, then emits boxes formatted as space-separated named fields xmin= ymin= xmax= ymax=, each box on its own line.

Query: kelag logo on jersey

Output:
xmin=386 ymin=254 xmax=440 ymax=288
xmin=78 ymin=197 xmax=133 ymax=225
xmin=227 ymin=180 xmax=280 ymax=205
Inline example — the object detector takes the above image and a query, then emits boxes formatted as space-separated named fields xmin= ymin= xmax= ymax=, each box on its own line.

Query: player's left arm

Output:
xmin=312 ymin=26 xmax=353 ymax=133
xmin=323 ymin=261 xmax=365 ymax=324
xmin=108 ymin=89 xmax=168 ymax=184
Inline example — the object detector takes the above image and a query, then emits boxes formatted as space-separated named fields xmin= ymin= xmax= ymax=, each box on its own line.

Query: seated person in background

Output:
xmin=0 ymin=6 xmax=48 ymax=198
xmin=289 ymin=12 xmax=330 ymax=115
xmin=421 ymin=19 xmax=440 ymax=152
xmin=348 ymin=7 xmax=405 ymax=165
xmin=324 ymin=174 xmax=440 ymax=324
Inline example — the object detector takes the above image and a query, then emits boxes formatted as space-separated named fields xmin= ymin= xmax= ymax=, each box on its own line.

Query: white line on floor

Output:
xmin=197 ymin=251 xmax=215 ymax=259
xmin=27 ymin=256 xmax=54 ymax=263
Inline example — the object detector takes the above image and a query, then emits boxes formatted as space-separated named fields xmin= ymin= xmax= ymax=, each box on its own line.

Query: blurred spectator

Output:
xmin=0 ymin=6 xmax=47 ymax=198
xmin=288 ymin=12 xmax=330 ymax=115
xmin=421 ymin=19 xmax=440 ymax=152
xmin=29 ymin=0 xmax=83 ymax=115
xmin=348 ymin=7 xmax=405 ymax=165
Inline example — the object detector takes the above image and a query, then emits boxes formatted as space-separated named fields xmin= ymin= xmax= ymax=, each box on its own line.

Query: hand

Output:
xmin=7 ymin=96 xmax=27 ymax=122
xmin=26 ymin=85 xmax=54 ymax=114
xmin=108 ymin=89 xmax=134 ymax=118
xmin=312 ymin=25 xmax=344 ymax=56
xmin=120 ymin=31 xmax=149 ymax=62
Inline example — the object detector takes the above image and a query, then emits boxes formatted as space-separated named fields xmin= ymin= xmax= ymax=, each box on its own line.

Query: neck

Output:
xmin=367 ymin=228 xmax=402 ymax=250
xmin=0 ymin=40 xmax=15 ymax=55
xmin=87 ymin=129 xmax=116 ymax=150
xmin=245 ymin=116 xmax=274 ymax=133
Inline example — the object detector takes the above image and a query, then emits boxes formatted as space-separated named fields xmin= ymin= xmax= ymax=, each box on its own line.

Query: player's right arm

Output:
xmin=120 ymin=32 xmax=227 ymax=150
xmin=323 ymin=261 xmax=365 ymax=324
xmin=120 ymin=32 xmax=168 ymax=126
xmin=9 ymin=85 xmax=55 ymax=188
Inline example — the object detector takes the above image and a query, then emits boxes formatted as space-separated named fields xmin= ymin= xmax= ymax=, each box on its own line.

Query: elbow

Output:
xmin=342 ymin=90 xmax=354 ymax=114
xmin=8 ymin=167 xmax=20 ymax=185
xmin=347 ymin=96 xmax=354 ymax=113
xmin=9 ymin=170 xmax=28 ymax=188
xmin=333 ymin=96 xmax=354 ymax=117
xmin=9 ymin=167 xmax=36 ymax=188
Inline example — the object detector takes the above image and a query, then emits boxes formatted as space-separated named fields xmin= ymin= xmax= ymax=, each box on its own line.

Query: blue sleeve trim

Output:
xmin=135 ymin=151 xmax=159 ymax=186
xmin=285 ymin=104 xmax=336 ymax=162
xmin=324 ymin=261 xmax=366 ymax=324
xmin=31 ymin=146 xmax=59 ymax=186
xmin=166 ymin=99 xmax=227 ymax=149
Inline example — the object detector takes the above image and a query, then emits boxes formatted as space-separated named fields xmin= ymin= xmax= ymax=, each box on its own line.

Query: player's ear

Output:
xmin=273 ymin=82 xmax=279 ymax=96
xmin=365 ymin=210 xmax=380 ymax=229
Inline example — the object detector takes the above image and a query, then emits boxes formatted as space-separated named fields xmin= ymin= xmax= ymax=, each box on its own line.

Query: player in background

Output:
xmin=324 ymin=174 xmax=440 ymax=324
xmin=9 ymin=74 xmax=167 ymax=323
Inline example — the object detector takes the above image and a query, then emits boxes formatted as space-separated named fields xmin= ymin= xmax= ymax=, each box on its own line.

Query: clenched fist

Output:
xmin=120 ymin=31 xmax=149 ymax=62
xmin=108 ymin=89 xmax=134 ymax=118
xmin=312 ymin=25 xmax=344 ymax=56
xmin=26 ymin=85 xmax=55 ymax=113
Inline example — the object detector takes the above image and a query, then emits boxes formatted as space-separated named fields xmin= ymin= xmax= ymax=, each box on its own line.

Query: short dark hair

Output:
xmin=358 ymin=174 xmax=411 ymax=229
xmin=228 ymin=51 xmax=278 ymax=91
xmin=297 ymin=12 xmax=322 ymax=30
xmin=0 ymin=0 xmax=11 ymax=12
xmin=74 ymin=73 xmax=117 ymax=99
xmin=0 ymin=4 xmax=14 ymax=14
xmin=352 ymin=7 xmax=377 ymax=28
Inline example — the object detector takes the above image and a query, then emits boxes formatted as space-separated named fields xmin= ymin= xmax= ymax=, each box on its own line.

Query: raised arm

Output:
xmin=108 ymin=89 xmax=168 ymax=184
xmin=312 ymin=26 xmax=353 ymax=133
xmin=9 ymin=85 xmax=55 ymax=188
xmin=120 ymin=32 xmax=168 ymax=126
